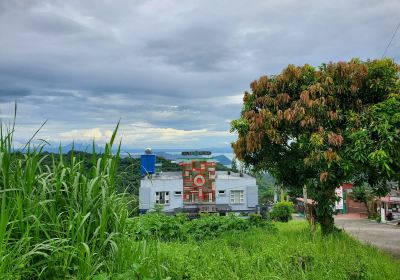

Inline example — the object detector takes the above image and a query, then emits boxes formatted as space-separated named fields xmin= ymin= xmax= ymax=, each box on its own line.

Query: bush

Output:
xmin=249 ymin=213 xmax=263 ymax=225
xmin=129 ymin=212 xmax=276 ymax=241
xmin=270 ymin=201 xmax=294 ymax=222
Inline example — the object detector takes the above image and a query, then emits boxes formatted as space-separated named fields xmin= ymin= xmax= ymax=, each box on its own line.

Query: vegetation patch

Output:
xmin=107 ymin=222 xmax=400 ymax=280
xmin=128 ymin=212 xmax=276 ymax=241
xmin=270 ymin=201 xmax=294 ymax=222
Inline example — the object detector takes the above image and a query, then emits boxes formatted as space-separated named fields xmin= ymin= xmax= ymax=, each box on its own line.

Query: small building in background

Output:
xmin=379 ymin=188 xmax=400 ymax=222
xmin=139 ymin=150 xmax=258 ymax=214
xmin=340 ymin=183 xmax=368 ymax=216
xmin=296 ymin=182 xmax=400 ymax=221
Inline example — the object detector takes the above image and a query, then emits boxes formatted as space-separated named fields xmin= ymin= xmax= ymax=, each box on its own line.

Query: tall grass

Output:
xmin=0 ymin=121 xmax=129 ymax=279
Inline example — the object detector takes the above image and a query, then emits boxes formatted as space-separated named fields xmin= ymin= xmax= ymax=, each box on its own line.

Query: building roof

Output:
xmin=380 ymin=196 xmax=400 ymax=205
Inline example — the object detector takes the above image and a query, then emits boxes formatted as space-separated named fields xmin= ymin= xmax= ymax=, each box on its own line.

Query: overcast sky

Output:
xmin=0 ymin=0 xmax=399 ymax=149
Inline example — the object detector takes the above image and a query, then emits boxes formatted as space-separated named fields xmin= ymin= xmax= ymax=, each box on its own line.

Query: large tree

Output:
xmin=231 ymin=59 xmax=399 ymax=234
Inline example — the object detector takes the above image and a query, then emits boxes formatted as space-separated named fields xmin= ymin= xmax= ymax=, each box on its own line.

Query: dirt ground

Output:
xmin=334 ymin=217 xmax=400 ymax=258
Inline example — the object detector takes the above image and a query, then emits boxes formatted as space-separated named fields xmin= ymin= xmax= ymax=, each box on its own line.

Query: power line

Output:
xmin=382 ymin=20 xmax=400 ymax=58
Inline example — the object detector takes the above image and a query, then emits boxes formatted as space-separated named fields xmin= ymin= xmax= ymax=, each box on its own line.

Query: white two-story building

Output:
xmin=139 ymin=170 xmax=258 ymax=214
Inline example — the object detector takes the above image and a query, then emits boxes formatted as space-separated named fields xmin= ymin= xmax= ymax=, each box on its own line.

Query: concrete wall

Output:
xmin=140 ymin=179 xmax=183 ymax=211
xmin=140 ymin=173 xmax=258 ymax=213
xmin=215 ymin=177 xmax=257 ymax=212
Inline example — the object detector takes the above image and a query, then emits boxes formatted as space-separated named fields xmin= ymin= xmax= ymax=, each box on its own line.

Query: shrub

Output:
xmin=249 ymin=213 xmax=263 ymax=225
xmin=270 ymin=201 xmax=294 ymax=222
xmin=129 ymin=212 xmax=276 ymax=241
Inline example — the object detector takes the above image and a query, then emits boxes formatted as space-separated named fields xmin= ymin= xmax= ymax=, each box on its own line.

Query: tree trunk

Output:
xmin=364 ymin=201 xmax=371 ymax=218
xmin=315 ymin=186 xmax=336 ymax=235
xmin=319 ymin=214 xmax=334 ymax=234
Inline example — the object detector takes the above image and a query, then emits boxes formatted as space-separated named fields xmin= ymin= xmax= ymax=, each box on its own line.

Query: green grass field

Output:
xmin=100 ymin=221 xmax=400 ymax=280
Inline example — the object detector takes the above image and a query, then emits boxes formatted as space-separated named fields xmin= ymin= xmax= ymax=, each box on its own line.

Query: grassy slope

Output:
xmin=114 ymin=221 xmax=400 ymax=280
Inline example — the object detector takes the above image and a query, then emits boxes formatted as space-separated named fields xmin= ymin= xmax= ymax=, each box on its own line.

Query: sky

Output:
xmin=0 ymin=0 xmax=399 ymax=149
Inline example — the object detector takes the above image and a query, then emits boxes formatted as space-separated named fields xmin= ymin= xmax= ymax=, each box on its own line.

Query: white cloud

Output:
xmin=59 ymin=128 xmax=103 ymax=139
xmin=52 ymin=122 xmax=231 ymax=147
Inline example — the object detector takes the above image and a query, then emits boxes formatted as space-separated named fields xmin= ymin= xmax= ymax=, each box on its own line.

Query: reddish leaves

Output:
xmin=328 ymin=133 xmax=343 ymax=147
xmin=300 ymin=91 xmax=309 ymax=104
xmin=324 ymin=148 xmax=339 ymax=163
xmin=320 ymin=172 xmax=329 ymax=183
xmin=327 ymin=111 xmax=338 ymax=121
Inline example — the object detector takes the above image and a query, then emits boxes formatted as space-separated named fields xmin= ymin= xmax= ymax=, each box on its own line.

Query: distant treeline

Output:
xmin=28 ymin=151 xmax=230 ymax=196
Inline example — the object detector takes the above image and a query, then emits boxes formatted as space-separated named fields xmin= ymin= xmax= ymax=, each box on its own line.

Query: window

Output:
xmin=155 ymin=191 xmax=170 ymax=204
xmin=174 ymin=191 xmax=182 ymax=195
xmin=189 ymin=193 xmax=197 ymax=203
xmin=218 ymin=190 xmax=225 ymax=194
xmin=230 ymin=190 xmax=244 ymax=204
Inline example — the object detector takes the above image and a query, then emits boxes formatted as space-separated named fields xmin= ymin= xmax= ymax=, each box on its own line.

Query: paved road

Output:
xmin=335 ymin=218 xmax=400 ymax=258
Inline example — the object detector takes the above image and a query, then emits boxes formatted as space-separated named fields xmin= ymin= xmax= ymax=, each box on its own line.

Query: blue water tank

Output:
xmin=140 ymin=154 xmax=156 ymax=176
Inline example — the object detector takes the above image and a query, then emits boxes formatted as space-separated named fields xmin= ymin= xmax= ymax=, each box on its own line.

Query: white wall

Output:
xmin=140 ymin=174 xmax=258 ymax=212
xmin=140 ymin=179 xmax=183 ymax=211
xmin=215 ymin=176 xmax=257 ymax=211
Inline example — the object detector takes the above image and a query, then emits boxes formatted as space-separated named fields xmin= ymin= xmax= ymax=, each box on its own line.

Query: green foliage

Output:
xmin=248 ymin=213 xmax=263 ymax=225
xmin=270 ymin=201 xmax=294 ymax=222
xmin=346 ymin=94 xmax=400 ymax=194
xmin=256 ymin=172 xmax=276 ymax=203
xmin=231 ymin=157 xmax=239 ymax=173
xmin=152 ymin=203 xmax=165 ymax=214
xmin=108 ymin=222 xmax=400 ymax=279
xmin=0 ymin=123 xmax=130 ymax=279
xmin=351 ymin=185 xmax=373 ymax=205
xmin=350 ymin=184 xmax=375 ymax=217
xmin=129 ymin=212 xmax=276 ymax=241
xmin=231 ymin=58 xmax=400 ymax=234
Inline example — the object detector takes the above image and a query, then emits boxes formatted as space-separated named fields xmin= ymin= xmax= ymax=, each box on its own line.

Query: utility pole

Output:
xmin=303 ymin=185 xmax=308 ymax=220
xmin=274 ymin=184 xmax=278 ymax=203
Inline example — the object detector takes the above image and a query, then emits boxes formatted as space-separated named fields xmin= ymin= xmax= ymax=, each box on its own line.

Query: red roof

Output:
xmin=380 ymin=196 xmax=400 ymax=204
xmin=341 ymin=183 xmax=353 ymax=190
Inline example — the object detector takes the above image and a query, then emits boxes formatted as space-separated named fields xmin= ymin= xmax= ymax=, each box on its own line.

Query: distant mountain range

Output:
xmin=151 ymin=151 xmax=232 ymax=166
xmin=41 ymin=143 xmax=233 ymax=154
xmin=121 ymin=147 xmax=234 ymax=154
xmin=40 ymin=143 xmax=233 ymax=166
xmin=42 ymin=143 xmax=105 ymax=153
xmin=213 ymin=155 xmax=232 ymax=166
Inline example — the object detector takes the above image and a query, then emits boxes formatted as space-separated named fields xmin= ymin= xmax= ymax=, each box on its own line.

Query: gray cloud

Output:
xmin=0 ymin=88 xmax=31 ymax=102
xmin=0 ymin=0 xmax=399 ymax=148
